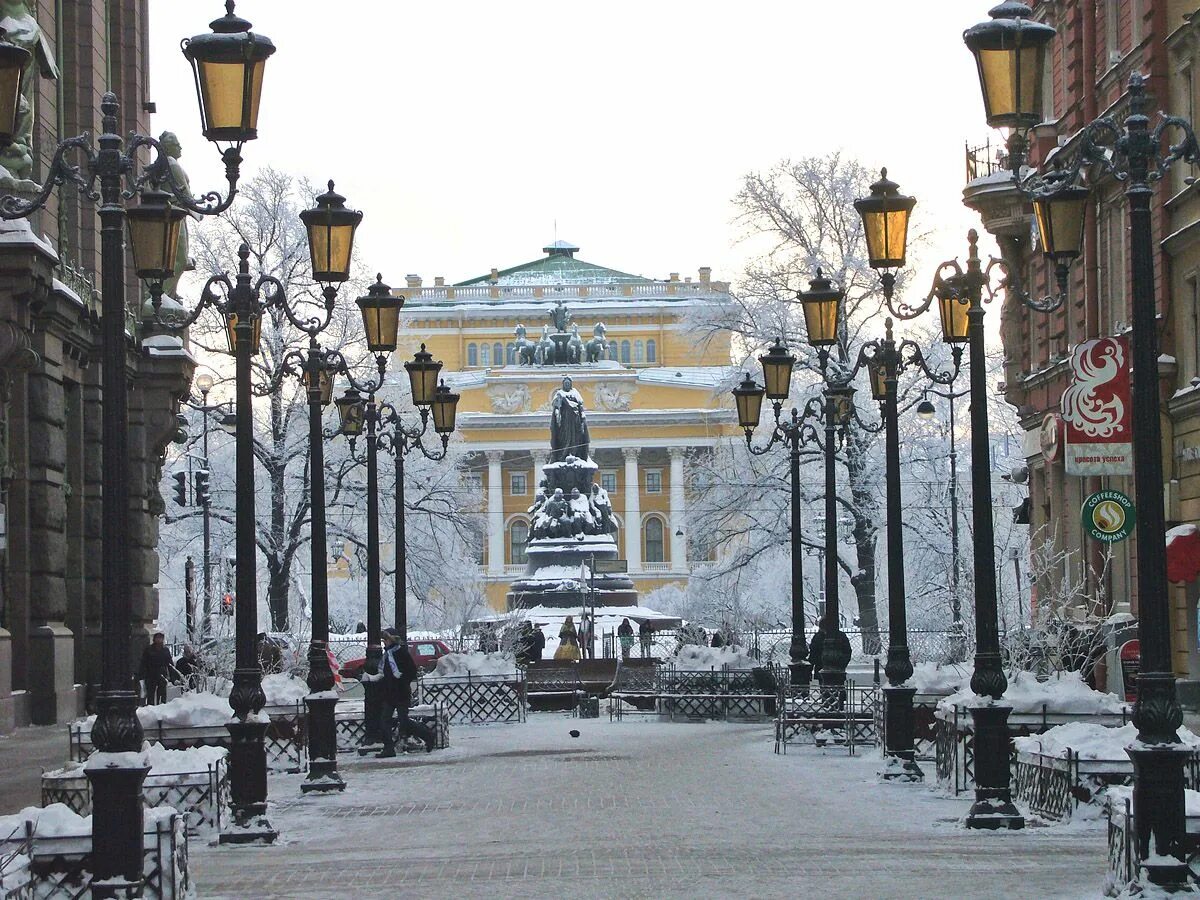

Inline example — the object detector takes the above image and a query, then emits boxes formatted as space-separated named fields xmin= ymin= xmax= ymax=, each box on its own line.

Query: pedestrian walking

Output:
xmin=555 ymin=616 xmax=581 ymax=661
xmin=138 ymin=632 xmax=174 ymax=705
xmin=579 ymin=612 xmax=594 ymax=660
xmin=639 ymin=620 xmax=654 ymax=658
xmin=174 ymin=645 xmax=202 ymax=691
xmin=530 ymin=623 xmax=546 ymax=661
xmin=617 ymin=618 xmax=635 ymax=660
xmin=363 ymin=627 xmax=436 ymax=757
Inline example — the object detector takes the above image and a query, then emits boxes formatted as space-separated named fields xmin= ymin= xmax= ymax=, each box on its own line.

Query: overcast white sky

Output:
xmin=149 ymin=1 xmax=997 ymax=295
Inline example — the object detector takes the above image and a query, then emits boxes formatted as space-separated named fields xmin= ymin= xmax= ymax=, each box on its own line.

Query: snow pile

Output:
xmin=80 ymin=692 xmax=232 ymax=732
xmin=937 ymin=670 xmax=1128 ymax=717
xmin=910 ymin=662 xmax=970 ymax=695
xmin=1016 ymin=723 xmax=1200 ymax=759
xmin=0 ymin=804 xmax=91 ymax=841
xmin=672 ymin=645 xmax=757 ymax=671
xmin=1108 ymin=784 xmax=1200 ymax=816
xmin=427 ymin=652 xmax=517 ymax=680
xmin=48 ymin=743 xmax=227 ymax=782
xmin=262 ymin=673 xmax=310 ymax=706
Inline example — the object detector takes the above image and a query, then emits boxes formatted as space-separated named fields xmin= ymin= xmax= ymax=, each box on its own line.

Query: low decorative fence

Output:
xmin=69 ymin=704 xmax=306 ymax=773
xmin=935 ymin=704 xmax=1132 ymax=796
xmin=874 ymin=692 xmax=950 ymax=762
xmin=0 ymin=812 xmax=189 ymax=899
xmin=41 ymin=760 xmax=228 ymax=835
xmin=418 ymin=673 xmax=525 ymax=725
xmin=610 ymin=665 xmax=777 ymax=722
xmin=775 ymin=680 xmax=881 ymax=755
xmin=1105 ymin=791 xmax=1200 ymax=895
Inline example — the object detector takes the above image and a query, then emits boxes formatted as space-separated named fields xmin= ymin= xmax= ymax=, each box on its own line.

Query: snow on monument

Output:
xmin=506 ymin=375 xmax=637 ymax=609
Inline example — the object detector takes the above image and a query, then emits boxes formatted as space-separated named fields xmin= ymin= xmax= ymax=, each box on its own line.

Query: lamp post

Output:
xmin=246 ymin=188 xmax=366 ymax=794
xmin=0 ymin=2 xmax=273 ymax=884
xmin=864 ymin=319 xmax=960 ymax=781
xmin=965 ymin=1 xmax=1200 ymax=873
xmin=917 ymin=387 xmax=969 ymax=642
xmin=330 ymin=346 xmax=458 ymax=751
xmin=378 ymin=346 xmax=459 ymax=641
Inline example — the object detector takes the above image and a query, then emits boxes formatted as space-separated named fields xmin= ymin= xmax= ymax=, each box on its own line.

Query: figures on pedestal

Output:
xmin=567 ymin=325 xmax=584 ymax=364
xmin=534 ymin=325 xmax=554 ymax=367
xmin=512 ymin=302 xmax=609 ymax=367
xmin=585 ymin=323 xmax=609 ymax=363
xmin=515 ymin=324 xmax=536 ymax=365
xmin=549 ymin=298 xmax=572 ymax=333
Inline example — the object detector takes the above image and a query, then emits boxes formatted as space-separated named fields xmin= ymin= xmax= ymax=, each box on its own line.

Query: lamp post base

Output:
xmin=965 ymin=703 xmax=1024 ymax=830
xmin=86 ymin=763 xmax=151 ymax=898
xmin=1128 ymin=744 xmax=1191 ymax=888
xmin=882 ymin=685 xmax=923 ymax=782
xmin=358 ymin=677 xmax=383 ymax=753
xmin=301 ymin=695 xmax=345 ymax=794
xmin=221 ymin=719 xmax=277 ymax=844
xmin=789 ymin=660 xmax=813 ymax=689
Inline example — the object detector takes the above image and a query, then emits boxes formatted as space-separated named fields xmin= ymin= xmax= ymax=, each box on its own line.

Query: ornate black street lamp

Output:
xmin=0 ymin=2 xmax=273 ymax=884
xmin=862 ymin=319 xmax=960 ymax=781
xmin=966 ymin=1 xmax=1200 ymax=872
xmin=379 ymin=347 xmax=460 ymax=642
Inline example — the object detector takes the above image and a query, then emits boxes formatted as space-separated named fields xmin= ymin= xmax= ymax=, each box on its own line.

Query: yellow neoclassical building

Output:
xmin=393 ymin=241 xmax=739 ymax=611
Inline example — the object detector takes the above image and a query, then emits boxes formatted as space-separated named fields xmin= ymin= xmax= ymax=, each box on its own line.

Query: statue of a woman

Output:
xmin=549 ymin=376 xmax=589 ymax=462
xmin=0 ymin=1 xmax=56 ymax=188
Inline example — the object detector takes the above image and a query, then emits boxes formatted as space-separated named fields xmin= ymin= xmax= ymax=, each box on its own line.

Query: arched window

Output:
xmin=506 ymin=342 xmax=516 ymax=365
xmin=481 ymin=343 xmax=491 ymax=366
xmin=644 ymin=517 xmax=665 ymax=563
xmin=493 ymin=342 xmax=504 ymax=365
xmin=608 ymin=342 xmax=618 ymax=361
xmin=634 ymin=340 xmax=645 ymax=363
xmin=467 ymin=343 xmax=478 ymax=367
xmin=510 ymin=520 xmax=529 ymax=565
xmin=647 ymin=339 xmax=657 ymax=363
xmin=620 ymin=340 xmax=631 ymax=364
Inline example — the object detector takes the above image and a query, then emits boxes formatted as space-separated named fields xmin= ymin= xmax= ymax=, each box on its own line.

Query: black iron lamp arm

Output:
xmin=321 ymin=349 xmax=384 ymax=397
xmin=258 ymin=274 xmax=335 ymax=338
xmin=746 ymin=396 xmax=823 ymax=456
xmin=128 ymin=133 xmax=239 ymax=216
xmin=0 ymin=134 xmax=98 ymax=219
xmin=897 ymin=339 xmax=962 ymax=387
xmin=376 ymin=403 xmax=447 ymax=460
xmin=252 ymin=345 xmax=309 ymax=398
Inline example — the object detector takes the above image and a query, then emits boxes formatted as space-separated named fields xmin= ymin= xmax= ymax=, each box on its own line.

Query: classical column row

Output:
xmin=486 ymin=450 xmax=504 ymax=575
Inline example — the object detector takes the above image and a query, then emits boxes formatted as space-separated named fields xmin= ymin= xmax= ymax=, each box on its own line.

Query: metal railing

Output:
xmin=965 ymin=138 xmax=1009 ymax=183
xmin=399 ymin=280 xmax=730 ymax=305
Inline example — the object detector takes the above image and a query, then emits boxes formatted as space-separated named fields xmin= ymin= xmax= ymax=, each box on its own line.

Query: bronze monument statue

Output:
xmin=549 ymin=376 xmax=589 ymax=462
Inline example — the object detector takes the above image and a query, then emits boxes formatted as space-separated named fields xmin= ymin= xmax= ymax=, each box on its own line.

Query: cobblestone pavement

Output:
xmin=191 ymin=715 xmax=1105 ymax=899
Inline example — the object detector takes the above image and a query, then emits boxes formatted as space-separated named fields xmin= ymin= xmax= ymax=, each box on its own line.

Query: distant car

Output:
xmin=340 ymin=639 xmax=453 ymax=680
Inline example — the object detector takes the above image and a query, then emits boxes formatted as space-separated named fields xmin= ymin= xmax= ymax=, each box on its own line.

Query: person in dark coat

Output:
xmin=528 ymin=623 xmax=546 ymax=662
xmin=174 ymin=645 xmax=201 ymax=690
xmin=617 ymin=618 xmax=635 ymax=660
xmin=710 ymin=629 xmax=726 ymax=649
xmin=638 ymin=620 xmax=654 ymax=658
xmin=138 ymin=632 xmax=174 ymax=705
xmin=365 ymin=627 xmax=436 ymax=757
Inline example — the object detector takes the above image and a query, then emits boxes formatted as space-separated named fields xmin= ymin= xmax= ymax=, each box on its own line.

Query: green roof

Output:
xmin=456 ymin=242 xmax=655 ymax=287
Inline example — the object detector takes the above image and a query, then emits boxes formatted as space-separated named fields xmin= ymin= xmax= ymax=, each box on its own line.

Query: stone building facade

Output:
xmin=0 ymin=0 xmax=192 ymax=732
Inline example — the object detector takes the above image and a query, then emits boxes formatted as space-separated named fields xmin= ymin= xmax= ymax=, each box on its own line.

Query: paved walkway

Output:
xmin=192 ymin=715 xmax=1106 ymax=899
xmin=0 ymin=725 xmax=69 ymax=814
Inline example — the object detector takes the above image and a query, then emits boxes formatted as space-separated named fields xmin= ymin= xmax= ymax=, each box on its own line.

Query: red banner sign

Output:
xmin=1061 ymin=336 xmax=1133 ymax=476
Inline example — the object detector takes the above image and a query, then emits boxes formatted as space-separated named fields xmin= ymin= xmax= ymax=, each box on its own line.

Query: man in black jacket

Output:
xmin=365 ymin=628 xmax=436 ymax=758
xmin=138 ymin=632 xmax=175 ymax=705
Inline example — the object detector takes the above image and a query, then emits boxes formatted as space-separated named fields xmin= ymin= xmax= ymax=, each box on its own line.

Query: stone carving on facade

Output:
xmin=0 ymin=1 xmax=57 ymax=190
xmin=487 ymin=382 xmax=531 ymax=414
xmin=593 ymin=380 xmax=636 ymax=412
xmin=156 ymin=132 xmax=198 ymax=301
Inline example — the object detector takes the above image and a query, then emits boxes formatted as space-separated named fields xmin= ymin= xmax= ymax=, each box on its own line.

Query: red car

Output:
xmin=339 ymin=639 xmax=452 ymax=680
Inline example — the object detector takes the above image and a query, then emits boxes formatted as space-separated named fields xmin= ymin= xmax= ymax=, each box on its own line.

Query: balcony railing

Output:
xmin=965 ymin=138 xmax=1009 ymax=184
xmin=398 ymin=280 xmax=730 ymax=305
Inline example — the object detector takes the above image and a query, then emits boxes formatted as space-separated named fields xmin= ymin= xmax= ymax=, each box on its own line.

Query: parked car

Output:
xmin=340 ymin=639 xmax=453 ymax=679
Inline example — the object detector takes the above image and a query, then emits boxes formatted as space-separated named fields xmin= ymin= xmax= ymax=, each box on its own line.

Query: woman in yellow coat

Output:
xmin=555 ymin=616 xmax=581 ymax=661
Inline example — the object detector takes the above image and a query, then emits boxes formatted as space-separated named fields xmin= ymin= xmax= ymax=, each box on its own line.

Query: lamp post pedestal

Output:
xmin=301 ymin=693 xmax=345 ymax=793
xmin=359 ymin=645 xmax=384 ymax=752
xmin=881 ymin=685 xmax=923 ymax=781
xmin=1127 ymin=742 xmax=1191 ymax=888
xmin=965 ymin=703 xmax=1024 ymax=830
xmin=85 ymin=762 xmax=150 ymax=895
xmin=788 ymin=650 xmax=813 ymax=689
xmin=219 ymin=718 xmax=277 ymax=844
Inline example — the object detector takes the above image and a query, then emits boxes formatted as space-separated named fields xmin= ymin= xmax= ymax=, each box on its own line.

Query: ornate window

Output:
xmin=510 ymin=520 xmax=529 ymax=565
xmin=493 ymin=342 xmax=504 ymax=365
xmin=608 ymin=342 xmax=618 ymax=361
xmin=645 ymin=470 xmax=662 ymax=493
xmin=600 ymin=470 xmax=617 ymax=492
xmin=506 ymin=342 xmax=516 ymax=365
xmin=647 ymin=339 xmax=657 ymax=363
xmin=644 ymin=517 xmax=665 ymax=563
xmin=481 ymin=343 xmax=492 ymax=367
xmin=467 ymin=343 xmax=478 ymax=367
xmin=634 ymin=340 xmax=645 ymax=363
xmin=510 ymin=472 xmax=528 ymax=495
xmin=621 ymin=340 xmax=631 ymax=364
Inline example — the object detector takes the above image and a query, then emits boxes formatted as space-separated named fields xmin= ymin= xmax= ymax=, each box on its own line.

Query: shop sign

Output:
xmin=1062 ymin=336 xmax=1133 ymax=475
xmin=1081 ymin=489 xmax=1136 ymax=543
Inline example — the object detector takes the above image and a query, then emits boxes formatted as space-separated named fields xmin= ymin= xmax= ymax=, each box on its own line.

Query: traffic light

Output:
xmin=221 ymin=593 xmax=234 ymax=616
xmin=194 ymin=469 xmax=211 ymax=506
xmin=171 ymin=471 xmax=188 ymax=507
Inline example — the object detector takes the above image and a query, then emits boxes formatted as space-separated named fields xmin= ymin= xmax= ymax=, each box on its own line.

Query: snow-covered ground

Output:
xmin=189 ymin=714 xmax=1106 ymax=899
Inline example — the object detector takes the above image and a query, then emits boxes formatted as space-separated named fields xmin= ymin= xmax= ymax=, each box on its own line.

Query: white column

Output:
xmin=486 ymin=450 xmax=504 ymax=574
xmin=532 ymin=450 xmax=548 ymax=492
xmin=623 ymin=448 xmax=641 ymax=572
xmin=669 ymin=447 xmax=687 ymax=572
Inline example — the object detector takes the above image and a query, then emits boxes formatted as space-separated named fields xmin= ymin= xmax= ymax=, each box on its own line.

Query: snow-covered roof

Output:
xmin=636 ymin=366 xmax=734 ymax=388
xmin=458 ymin=242 xmax=654 ymax=287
